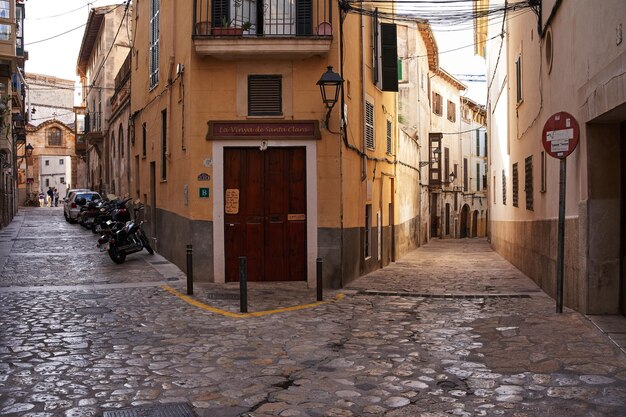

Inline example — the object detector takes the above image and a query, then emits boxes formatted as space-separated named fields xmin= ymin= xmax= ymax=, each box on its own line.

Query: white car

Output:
xmin=63 ymin=190 xmax=101 ymax=223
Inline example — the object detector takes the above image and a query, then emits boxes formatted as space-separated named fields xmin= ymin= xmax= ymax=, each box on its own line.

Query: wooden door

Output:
xmin=224 ymin=147 xmax=306 ymax=282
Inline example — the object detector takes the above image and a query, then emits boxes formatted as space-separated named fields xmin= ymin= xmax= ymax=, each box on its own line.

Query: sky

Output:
xmin=23 ymin=0 xmax=487 ymax=105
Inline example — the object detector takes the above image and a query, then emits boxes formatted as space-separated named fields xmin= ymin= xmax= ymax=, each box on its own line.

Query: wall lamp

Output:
xmin=316 ymin=65 xmax=343 ymax=127
xmin=25 ymin=143 xmax=33 ymax=157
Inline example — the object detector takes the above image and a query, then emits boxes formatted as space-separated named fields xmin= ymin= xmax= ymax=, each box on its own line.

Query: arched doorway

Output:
xmin=472 ymin=210 xmax=478 ymax=237
xmin=460 ymin=204 xmax=470 ymax=238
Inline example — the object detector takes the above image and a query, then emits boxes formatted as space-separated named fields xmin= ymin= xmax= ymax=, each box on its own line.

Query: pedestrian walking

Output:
xmin=53 ymin=188 xmax=59 ymax=207
xmin=46 ymin=187 xmax=54 ymax=207
xmin=38 ymin=191 xmax=45 ymax=207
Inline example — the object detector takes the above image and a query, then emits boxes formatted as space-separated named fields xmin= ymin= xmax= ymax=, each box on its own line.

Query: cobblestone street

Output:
xmin=1 ymin=207 xmax=626 ymax=416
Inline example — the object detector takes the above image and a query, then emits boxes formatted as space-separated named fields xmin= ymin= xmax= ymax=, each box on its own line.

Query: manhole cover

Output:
xmin=205 ymin=293 xmax=239 ymax=300
xmin=75 ymin=293 xmax=106 ymax=300
xmin=103 ymin=403 xmax=197 ymax=417
xmin=151 ymin=261 xmax=170 ymax=265
xmin=167 ymin=277 xmax=179 ymax=281
xmin=76 ymin=307 xmax=112 ymax=315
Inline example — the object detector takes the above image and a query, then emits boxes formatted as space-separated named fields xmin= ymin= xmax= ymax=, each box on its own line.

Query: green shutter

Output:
xmin=380 ymin=23 xmax=398 ymax=92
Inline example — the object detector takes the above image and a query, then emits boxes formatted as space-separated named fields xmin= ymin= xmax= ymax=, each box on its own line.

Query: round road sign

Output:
xmin=541 ymin=111 xmax=579 ymax=159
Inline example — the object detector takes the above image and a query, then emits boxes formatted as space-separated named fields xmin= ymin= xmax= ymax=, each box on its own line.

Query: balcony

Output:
xmin=193 ymin=0 xmax=333 ymax=59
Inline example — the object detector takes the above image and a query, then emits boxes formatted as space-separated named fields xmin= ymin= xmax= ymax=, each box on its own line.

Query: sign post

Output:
xmin=541 ymin=111 xmax=579 ymax=313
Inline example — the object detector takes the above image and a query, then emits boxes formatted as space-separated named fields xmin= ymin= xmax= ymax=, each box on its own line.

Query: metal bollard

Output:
xmin=316 ymin=257 xmax=323 ymax=301
xmin=239 ymin=256 xmax=248 ymax=313
xmin=186 ymin=244 xmax=193 ymax=295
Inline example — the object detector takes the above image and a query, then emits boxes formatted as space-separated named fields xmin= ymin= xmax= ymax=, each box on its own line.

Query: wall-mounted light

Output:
xmin=316 ymin=65 xmax=343 ymax=127
xmin=449 ymin=171 xmax=456 ymax=183
xmin=432 ymin=147 xmax=441 ymax=164
xmin=25 ymin=143 xmax=33 ymax=157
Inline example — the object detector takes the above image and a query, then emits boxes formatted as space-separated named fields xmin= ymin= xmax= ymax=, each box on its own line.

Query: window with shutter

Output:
xmin=386 ymin=120 xmax=392 ymax=154
xmin=446 ymin=100 xmax=456 ymax=122
xmin=512 ymin=162 xmax=518 ymax=207
xmin=149 ymin=0 xmax=160 ymax=89
xmin=248 ymin=75 xmax=282 ymax=116
xmin=365 ymin=101 xmax=374 ymax=150
xmin=379 ymin=23 xmax=398 ymax=92
xmin=432 ymin=92 xmax=442 ymax=116
xmin=525 ymin=156 xmax=533 ymax=210
xmin=502 ymin=170 xmax=506 ymax=205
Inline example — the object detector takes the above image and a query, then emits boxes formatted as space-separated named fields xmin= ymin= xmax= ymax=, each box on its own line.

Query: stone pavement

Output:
xmin=1 ymin=207 xmax=626 ymax=417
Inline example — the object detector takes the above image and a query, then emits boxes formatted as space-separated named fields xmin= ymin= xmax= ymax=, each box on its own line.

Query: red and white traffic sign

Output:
xmin=541 ymin=111 xmax=580 ymax=159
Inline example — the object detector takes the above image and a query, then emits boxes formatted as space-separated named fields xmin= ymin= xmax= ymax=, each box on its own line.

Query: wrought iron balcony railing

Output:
xmin=193 ymin=0 xmax=333 ymax=37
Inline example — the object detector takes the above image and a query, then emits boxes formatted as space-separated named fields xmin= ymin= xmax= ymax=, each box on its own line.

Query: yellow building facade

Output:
xmin=130 ymin=0 xmax=409 ymax=287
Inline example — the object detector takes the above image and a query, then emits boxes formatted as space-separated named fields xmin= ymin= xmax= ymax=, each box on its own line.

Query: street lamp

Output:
xmin=449 ymin=171 xmax=456 ymax=183
xmin=432 ymin=147 xmax=441 ymax=163
xmin=25 ymin=143 xmax=33 ymax=157
xmin=316 ymin=65 xmax=343 ymax=128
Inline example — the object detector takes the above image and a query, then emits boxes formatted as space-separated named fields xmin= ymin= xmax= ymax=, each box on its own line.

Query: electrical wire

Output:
xmin=25 ymin=1 xmax=97 ymax=20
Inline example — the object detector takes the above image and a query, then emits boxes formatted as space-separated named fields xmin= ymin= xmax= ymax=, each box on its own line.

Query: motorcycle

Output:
xmin=92 ymin=198 xmax=132 ymax=234
xmin=97 ymin=204 xmax=154 ymax=263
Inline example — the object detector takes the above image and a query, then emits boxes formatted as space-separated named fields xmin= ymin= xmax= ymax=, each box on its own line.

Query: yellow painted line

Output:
xmin=161 ymin=285 xmax=346 ymax=318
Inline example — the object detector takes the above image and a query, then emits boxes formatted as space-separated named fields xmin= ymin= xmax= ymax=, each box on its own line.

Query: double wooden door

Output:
xmin=224 ymin=147 xmax=307 ymax=282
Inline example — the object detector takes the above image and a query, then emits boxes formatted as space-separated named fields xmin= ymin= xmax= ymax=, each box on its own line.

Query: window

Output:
xmin=476 ymin=163 xmax=481 ymax=191
xmin=161 ymin=109 xmax=167 ymax=180
xmin=149 ymin=0 xmax=160 ymax=89
xmin=47 ymin=128 xmax=62 ymax=146
xmin=515 ymin=55 xmax=523 ymax=104
xmin=386 ymin=120 xmax=392 ymax=154
xmin=45 ymin=160 xmax=49 ymax=166
xmin=142 ymin=123 xmax=147 ymax=157
xmin=429 ymin=133 xmax=442 ymax=184
xmin=59 ymin=159 xmax=64 ymax=165
xmin=525 ymin=156 xmax=533 ymax=210
xmin=432 ymin=92 xmax=442 ymax=116
xmin=512 ymin=162 xmax=519 ymax=207
xmin=0 ymin=24 xmax=10 ymax=41
xmin=365 ymin=204 xmax=372 ymax=258
xmin=365 ymin=101 xmax=374 ymax=149
xmin=119 ymin=125 xmax=124 ymax=158
xmin=540 ymin=151 xmax=546 ymax=192
xmin=476 ymin=130 xmax=480 ymax=155
xmin=444 ymin=148 xmax=449 ymax=183
xmin=447 ymin=100 xmax=456 ymax=123
xmin=463 ymin=158 xmax=468 ymax=191
xmin=372 ymin=21 xmax=399 ymax=92
xmin=60 ymin=177 xmax=65 ymax=184
xmin=502 ymin=170 xmax=506 ymax=205
xmin=248 ymin=75 xmax=282 ymax=116
xmin=111 ymin=132 xmax=115 ymax=157
xmin=45 ymin=178 xmax=49 ymax=187
xmin=0 ymin=1 xmax=9 ymax=19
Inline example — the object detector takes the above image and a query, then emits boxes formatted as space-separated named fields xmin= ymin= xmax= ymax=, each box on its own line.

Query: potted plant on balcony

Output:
xmin=211 ymin=16 xmax=251 ymax=36
xmin=195 ymin=20 xmax=212 ymax=35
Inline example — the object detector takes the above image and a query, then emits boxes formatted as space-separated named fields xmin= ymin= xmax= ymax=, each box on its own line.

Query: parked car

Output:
xmin=63 ymin=191 xmax=101 ymax=223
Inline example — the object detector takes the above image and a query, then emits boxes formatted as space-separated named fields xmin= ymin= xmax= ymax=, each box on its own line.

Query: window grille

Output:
xmin=149 ymin=0 xmax=160 ymax=89
xmin=386 ymin=120 xmax=392 ymax=154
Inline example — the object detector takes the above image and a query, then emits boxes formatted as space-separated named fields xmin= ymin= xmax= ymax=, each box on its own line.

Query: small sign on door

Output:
xmin=225 ymin=189 xmax=239 ymax=214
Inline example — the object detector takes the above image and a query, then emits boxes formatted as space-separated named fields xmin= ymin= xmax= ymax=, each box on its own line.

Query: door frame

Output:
xmin=213 ymin=140 xmax=318 ymax=287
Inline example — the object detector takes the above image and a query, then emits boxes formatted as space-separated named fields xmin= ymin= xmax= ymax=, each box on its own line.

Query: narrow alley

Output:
xmin=1 ymin=208 xmax=625 ymax=417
